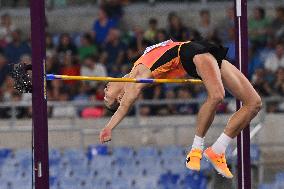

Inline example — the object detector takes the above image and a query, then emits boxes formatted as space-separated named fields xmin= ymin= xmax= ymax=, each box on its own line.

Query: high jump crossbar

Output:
xmin=46 ymin=74 xmax=203 ymax=84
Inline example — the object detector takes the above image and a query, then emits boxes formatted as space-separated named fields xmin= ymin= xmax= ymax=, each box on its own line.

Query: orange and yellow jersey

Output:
xmin=133 ymin=40 xmax=190 ymax=79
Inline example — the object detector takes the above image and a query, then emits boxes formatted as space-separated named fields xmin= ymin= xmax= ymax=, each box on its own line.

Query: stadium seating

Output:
xmin=181 ymin=171 xmax=207 ymax=189
xmin=0 ymin=145 xmax=262 ymax=189
xmin=257 ymin=171 xmax=284 ymax=189
xmin=273 ymin=172 xmax=284 ymax=189
xmin=258 ymin=183 xmax=276 ymax=189
xmin=250 ymin=144 xmax=261 ymax=164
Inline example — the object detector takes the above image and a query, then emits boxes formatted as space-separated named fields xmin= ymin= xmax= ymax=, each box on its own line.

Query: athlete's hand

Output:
xmin=100 ymin=127 xmax=112 ymax=143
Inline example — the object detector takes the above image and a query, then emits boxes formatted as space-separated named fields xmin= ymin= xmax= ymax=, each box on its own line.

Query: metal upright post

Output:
xmin=235 ymin=0 xmax=251 ymax=189
xmin=30 ymin=0 xmax=50 ymax=188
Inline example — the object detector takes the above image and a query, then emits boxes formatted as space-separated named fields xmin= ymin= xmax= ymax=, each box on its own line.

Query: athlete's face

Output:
xmin=104 ymin=82 xmax=125 ymax=112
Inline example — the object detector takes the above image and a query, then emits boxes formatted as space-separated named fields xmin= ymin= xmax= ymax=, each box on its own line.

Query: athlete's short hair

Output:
xmin=105 ymin=100 xmax=120 ymax=114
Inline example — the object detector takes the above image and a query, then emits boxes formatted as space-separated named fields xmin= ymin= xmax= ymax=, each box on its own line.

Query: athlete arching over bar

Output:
xmin=101 ymin=39 xmax=262 ymax=178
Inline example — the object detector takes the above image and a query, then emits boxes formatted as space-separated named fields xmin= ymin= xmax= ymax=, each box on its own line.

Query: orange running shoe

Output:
xmin=185 ymin=148 xmax=203 ymax=171
xmin=204 ymin=147 xmax=233 ymax=179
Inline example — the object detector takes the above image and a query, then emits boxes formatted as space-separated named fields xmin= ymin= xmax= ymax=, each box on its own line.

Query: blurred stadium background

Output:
xmin=0 ymin=0 xmax=284 ymax=188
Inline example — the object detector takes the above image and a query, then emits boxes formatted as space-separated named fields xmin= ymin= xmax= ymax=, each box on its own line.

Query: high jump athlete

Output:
xmin=101 ymin=39 xmax=262 ymax=178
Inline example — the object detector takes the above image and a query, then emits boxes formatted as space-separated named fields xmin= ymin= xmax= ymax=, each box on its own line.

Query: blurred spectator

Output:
xmin=95 ymin=82 xmax=105 ymax=102
xmin=60 ymin=53 xmax=80 ymax=86
xmin=80 ymin=56 xmax=107 ymax=88
xmin=252 ymin=68 xmax=274 ymax=96
xmin=217 ymin=7 xmax=235 ymax=43
xmin=52 ymin=88 xmax=76 ymax=118
xmin=130 ymin=26 xmax=145 ymax=52
xmin=144 ymin=18 xmax=158 ymax=43
xmin=93 ymin=7 xmax=117 ymax=45
xmin=156 ymin=29 xmax=168 ymax=43
xmin=248 ymin=48 xmax=263 ymax=79
xmin=79 ymin=33 xmax=98 ymax=60
xmin=143 ymin=85 xmax=164 ymax=100
xmin=101 ymin=0 xmax=124 ymax=23
xmin=248 ymin=7 xmax=270 ymax=48
xmin=120 ymin=64 xmax=131 ymax=77
xmin=270 ymin=6 xmax=284 ymax=40
xmin=196 ymin=9 xmax=214 ymax=39
xmin=101 ymin=28 xmax=126 ymax=75
xmin=127 ymin=39 xmax=142 ymax=64
xmin=167 ymin=12 xmax=188 ymax=41
xmin=72 ymin=82 xmax=89 ymax=101
xmin=46 ymin=33 xmax=56 ymax=57
xmin=4 ymin=29 xmax=31 ymax=63
xmin=46 ymin=54 xmax=60 ymax=75
xmin=273 ymin=68 xmax=284 ymax=96
xmin=152 ymin=85 xmax=165 ymax=100
xmin=266 ymin=101 xmax=280 ymax=113
xmin=81 ymin=83 xmax=105 ymax=118
xmin=0 ymin=13 xmax=16 ymax=48
xmin=151 ymin=85 xmax=168 ymax=115
xmin=49 ymin=80 xmax=63 ymax=101
xmin=1 ymin=76 xmax=16 ymax=102
xmin=126 ymin=26 xmax=151 ymax=66
xmin=163 ymin=89 xmax=177 ymax=115
xmin=0 ymin=54 xmax=9 ymax=87
xmin=72 ymin=82 xmax=90 ymax=115
xmin=257 ymin=38 xmax=275 ymax=64
xmin=139 ymin=105 xmax=151 ymax=116
xmin=264 ymin=42 xmax=284 ymax=73
xmin=56 ymin=33 xmax=78 ymax=57
xmin=0 ymin=91 xmax=27 ymax=119
xmin=193 ymin=84 xmax=206 ymax=101
xmin=224 ymin=28 xmax=236 ymax=62
xmin=176 ymin=87 xmax=197 ymax=114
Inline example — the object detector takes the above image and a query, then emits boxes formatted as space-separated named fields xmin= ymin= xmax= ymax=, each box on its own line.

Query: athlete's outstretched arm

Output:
xmin=100 ymin=64 xmax=152 ymax=143
xmin=111 ymin=82 xmax=143 ymax=128
xmin=100 ymin=82 xmax=145 ymax=143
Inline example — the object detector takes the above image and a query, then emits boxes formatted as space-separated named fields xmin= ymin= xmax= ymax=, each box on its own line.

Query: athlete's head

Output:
xmin=104 ymin=82 xmax=125 ymax=113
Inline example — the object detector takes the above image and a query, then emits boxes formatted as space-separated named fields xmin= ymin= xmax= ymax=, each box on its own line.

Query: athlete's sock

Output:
xmin=191 ymin=135 xmax=205 ymax=151
xmin=212 ymin=133 xmax=233 ymax=154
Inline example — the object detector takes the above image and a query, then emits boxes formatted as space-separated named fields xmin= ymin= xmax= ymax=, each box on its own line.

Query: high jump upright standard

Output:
xmin=30 ymin=0 xmax=50 ymax=188
xmin=235 ymin=0 xmax=251 ymax=189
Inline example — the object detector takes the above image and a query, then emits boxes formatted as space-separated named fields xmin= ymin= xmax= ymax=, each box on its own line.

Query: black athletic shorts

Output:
xmin=179 ymin=40 xmax=229 ymax=79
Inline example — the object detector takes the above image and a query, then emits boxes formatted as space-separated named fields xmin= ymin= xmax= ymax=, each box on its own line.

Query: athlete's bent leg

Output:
xmin=186 ymin=53 xmax=225 ymax=171
xmin=187 ymin=56 xmax=237 ymax=179
xmin=193 ymin=53 xmax=225 ymax=137
xmin=221 ymin=60 xmax=262 ymax=138
xmin=202 ymin=60 xmax=261 ymax=179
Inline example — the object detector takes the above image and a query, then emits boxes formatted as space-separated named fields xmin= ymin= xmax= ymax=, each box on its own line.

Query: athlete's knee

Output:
xmin=207 ymin=90 xmax=225 ymax=105
xmin=245 ymin=94 xmax=262 ymax=115
xmin=252 ymin=95 xmax=262 ymax=113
